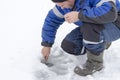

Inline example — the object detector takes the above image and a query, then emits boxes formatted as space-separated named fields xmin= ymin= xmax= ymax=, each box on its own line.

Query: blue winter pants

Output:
xmin=61 ymin=22 xmax=120 ymax=56
xmin=61 ymin=27 xmax=106 ymax=56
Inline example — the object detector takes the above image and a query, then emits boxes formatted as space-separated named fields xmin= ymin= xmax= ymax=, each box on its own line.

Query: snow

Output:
xmin=0 ymin=0 xmax=120 ymax=80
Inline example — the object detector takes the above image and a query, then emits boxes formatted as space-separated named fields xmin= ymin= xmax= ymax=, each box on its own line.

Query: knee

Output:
xmin=61 ymin=39 xmax=85 ymax=55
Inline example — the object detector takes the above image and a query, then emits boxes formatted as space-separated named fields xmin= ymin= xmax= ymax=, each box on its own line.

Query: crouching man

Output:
xmin=41 ymin=0 xmax=120 ymax=76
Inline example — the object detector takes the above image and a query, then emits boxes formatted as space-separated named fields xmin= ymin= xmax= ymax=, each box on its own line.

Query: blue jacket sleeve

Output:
xmin=78 ymin=1 xmax=118 ymax=24
xmin=41 ymin=7 xmax=65 ymax=47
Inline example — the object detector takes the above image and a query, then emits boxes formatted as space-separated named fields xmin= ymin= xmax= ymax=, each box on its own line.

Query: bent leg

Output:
xmin=80 ymin=23 xmax=106 ymax=55
xmin=74 ymin=23 xmax=105 ymax=76
xmin=61 ymin=27 xmax=86 ymax=55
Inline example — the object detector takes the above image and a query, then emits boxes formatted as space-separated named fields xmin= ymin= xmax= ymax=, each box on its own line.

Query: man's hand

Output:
xmin=64 ymin=11 xmax=79 ymax=23
xmin=41 ymin=47 xmax=51 ymax=61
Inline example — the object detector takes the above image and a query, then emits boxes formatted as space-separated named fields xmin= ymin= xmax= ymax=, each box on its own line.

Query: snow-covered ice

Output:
xmin=0 ymin=0 xmax=120 ymax=80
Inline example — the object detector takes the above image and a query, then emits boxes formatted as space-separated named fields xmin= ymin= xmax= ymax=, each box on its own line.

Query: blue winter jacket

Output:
xmin=41 ymin=0 xmax=120 ymax=47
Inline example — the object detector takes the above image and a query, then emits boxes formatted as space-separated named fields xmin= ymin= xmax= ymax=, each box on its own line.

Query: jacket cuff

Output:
xmin=41 ymin=42 xmax=53 ymax=47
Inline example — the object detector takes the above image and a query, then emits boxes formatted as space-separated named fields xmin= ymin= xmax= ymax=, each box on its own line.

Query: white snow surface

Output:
xmin=0 ymin=0 xmax=120 ymax=80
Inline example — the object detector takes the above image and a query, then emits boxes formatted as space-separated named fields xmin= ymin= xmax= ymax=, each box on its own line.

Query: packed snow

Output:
xmin=0 ymin=0 xmax=120 ymax=80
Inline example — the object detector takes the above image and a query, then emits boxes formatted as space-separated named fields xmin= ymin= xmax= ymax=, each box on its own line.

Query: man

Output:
xmin=41 ymin=0 xmax=120 ymax=76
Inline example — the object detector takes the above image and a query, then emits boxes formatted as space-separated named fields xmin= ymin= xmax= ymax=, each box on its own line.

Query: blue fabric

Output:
xmin=102 ymin=23 xmax=120 ymax=42
xmin=61 ymin=27 xmax=86 ymax=55
xmin=42 ymin=9 xmax=65 ymax=43
xmin=42 ymin=0 xmax=120 ymax=44
xmin=83 ymin=42 xmax=105 ymax=55
xmin=61 ymin=27 xmax=105 ymax=55
xmin=62 ymin=23 xmax=120 ymax=55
